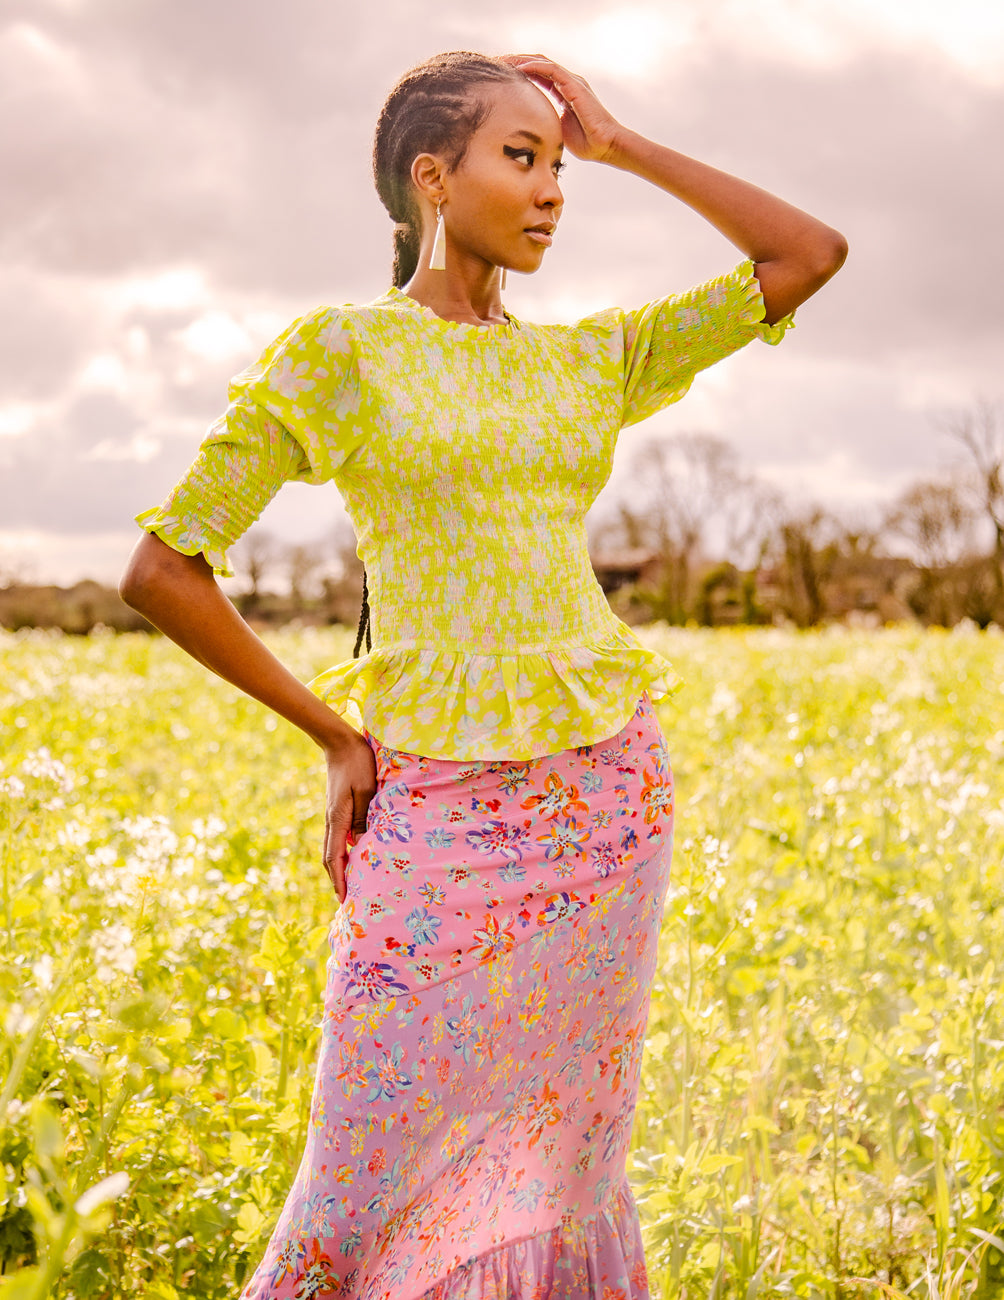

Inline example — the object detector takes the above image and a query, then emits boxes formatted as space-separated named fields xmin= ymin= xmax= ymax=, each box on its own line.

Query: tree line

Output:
xmin=589 ymin=398 xmax=1004 ymax=629
xmin=2 ymin=402 xmax=1000 ymax=634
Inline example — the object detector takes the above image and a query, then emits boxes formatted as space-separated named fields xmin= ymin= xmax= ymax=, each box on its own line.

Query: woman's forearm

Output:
xmin=606 ymin=128 xmax=848 ymax=321
xmin=498 ymin=54 xmax=847 ymax=321
xmin=119 ymin=532 xmax=355 ymax=753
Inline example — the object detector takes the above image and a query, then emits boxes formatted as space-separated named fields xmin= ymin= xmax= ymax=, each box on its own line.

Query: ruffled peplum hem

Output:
xmin=416 ymin=1179 xmax=651 ymax=1300
xmin=308 ymin=621 xmax=683 ymax=761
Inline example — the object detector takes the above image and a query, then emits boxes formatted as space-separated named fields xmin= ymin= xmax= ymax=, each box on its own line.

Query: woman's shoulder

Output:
xmin=256 ymin=290 xmax=413 ymax=364
xmin=271 ymin=288 xmax=402 ymax=335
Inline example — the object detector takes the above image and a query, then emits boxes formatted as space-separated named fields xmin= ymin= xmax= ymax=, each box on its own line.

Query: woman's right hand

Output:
xmin=499 ymin=54 xmax=626 ymax=164
xmin=322 ymin=732 xmax=378 ymax=904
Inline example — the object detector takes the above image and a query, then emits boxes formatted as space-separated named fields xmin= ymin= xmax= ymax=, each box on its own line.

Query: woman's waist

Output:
xmin=363 ymin=558 xmax=612 ymax=646
xmin=366 ymin=599 xmax=621 ymax=655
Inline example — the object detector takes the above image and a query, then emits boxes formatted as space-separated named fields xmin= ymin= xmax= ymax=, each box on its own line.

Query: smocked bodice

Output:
xmin=137 ymin=261 xmax=795 ymax=758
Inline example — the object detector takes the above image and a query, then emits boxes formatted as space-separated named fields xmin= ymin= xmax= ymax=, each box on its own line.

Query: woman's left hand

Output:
xmin=499 ymin=54 xmax=626 ymax=164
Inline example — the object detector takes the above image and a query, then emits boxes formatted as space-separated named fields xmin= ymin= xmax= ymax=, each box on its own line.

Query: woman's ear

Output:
xmin=410 ymin=152 xmax=446 ymax=209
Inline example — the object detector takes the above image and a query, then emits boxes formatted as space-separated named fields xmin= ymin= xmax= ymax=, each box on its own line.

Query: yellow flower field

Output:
xmin=2 ymin=625 xmax=1003 ymax=1299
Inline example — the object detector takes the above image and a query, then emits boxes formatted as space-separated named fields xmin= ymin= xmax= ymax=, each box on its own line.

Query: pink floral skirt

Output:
xmin=240 ymin=693 xmax=674 ymax=1300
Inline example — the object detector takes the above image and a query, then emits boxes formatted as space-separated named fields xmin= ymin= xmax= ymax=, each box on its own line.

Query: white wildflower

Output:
xmin=75 ymin=1171 xmax=130 ymax=1217
xmin=5 ymin=1003 xmax=33 ymax=1037
xmin=738 ymin=898 xmax=758 ymax=928
xmin=32 ymin=954 xmax=55 ymax=991
xmin=91 ymin=923 xmax=137 ymax=982
xmin=58 ymin=820 xmax=91 ymax=849
xmin=708 ymin=684 xmax=739 ymax=721
xmin=19 ymin=748 xmax=75 ymax=793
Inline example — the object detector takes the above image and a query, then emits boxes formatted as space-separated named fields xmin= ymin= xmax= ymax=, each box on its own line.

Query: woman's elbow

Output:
xmin=786 ymin=230 xmax=848 ymax=309
xmin=811 ymin=228 xmax=849 ymax=280
xmin=118 ymin=532 xmax=205 ymax=610
xmin=119 ymin=542 xmax=154 ymax=609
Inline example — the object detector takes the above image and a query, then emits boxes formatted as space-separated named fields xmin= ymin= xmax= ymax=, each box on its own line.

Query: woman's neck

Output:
xmin=403 ymin=261 xmax=506 ymax=326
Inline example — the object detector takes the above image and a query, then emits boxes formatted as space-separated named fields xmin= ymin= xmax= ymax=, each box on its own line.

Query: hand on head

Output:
xmin=498 ymin=54 xmax=624 ymax=164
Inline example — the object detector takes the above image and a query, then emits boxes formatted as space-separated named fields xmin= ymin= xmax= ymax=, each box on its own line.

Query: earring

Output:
xmin=429 ymin=200 xmax=446 ymax=271
xmin=500 ymin=267 xmax=508 ymax=290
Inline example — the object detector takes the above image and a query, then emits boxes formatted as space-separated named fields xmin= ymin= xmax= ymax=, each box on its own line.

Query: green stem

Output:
xmin=0 ymin=935 xmax=85 ymax=1115
xmin=71 ymin=1076 xmax=137 ymax=1200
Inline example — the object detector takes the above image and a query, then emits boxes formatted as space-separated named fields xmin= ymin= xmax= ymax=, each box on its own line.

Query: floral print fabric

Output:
xmin=239 ymin=693 xmax=674 ymax=1300
xmin=136 ymin=260 xmax=795 ymax=760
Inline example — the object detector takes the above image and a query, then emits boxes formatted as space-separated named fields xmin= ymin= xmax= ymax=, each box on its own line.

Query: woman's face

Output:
xmin=437 ymin=79 xmax=565 ymax=276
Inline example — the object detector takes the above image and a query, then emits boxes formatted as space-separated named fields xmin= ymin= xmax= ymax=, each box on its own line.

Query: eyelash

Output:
xmin=504 ymin=146 xmax=566 ymax=176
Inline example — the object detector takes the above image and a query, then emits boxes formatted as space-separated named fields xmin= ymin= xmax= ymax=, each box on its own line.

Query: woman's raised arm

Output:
xmin=602 ymin=131 xmax=846 ymax=324
xmin=120 ymin=531 xmax=375 ymax=902
xmin=502 ymin=54 xmax=848 ymax=324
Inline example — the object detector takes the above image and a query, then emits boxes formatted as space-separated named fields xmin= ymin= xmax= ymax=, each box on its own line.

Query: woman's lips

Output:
xmin=524 ymin=230 xmax=553 ymax=246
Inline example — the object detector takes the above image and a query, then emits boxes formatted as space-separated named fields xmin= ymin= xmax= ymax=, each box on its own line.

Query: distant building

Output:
xmin=590 ymin=549 xmax=662 ymax=594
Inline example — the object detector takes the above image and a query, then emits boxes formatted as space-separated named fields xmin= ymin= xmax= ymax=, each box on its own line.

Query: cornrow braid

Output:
xmin=372 ymin=51 xmax=526 ymax=289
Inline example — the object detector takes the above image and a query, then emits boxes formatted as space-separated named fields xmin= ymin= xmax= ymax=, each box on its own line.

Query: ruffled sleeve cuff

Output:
xmin=605 ymin=258 xmax=798 ymax=427
xmin=134 ymin=400 xmax=313 ymax=578
xmin=735 ymin=257 xmax=797 ymax=345
xmin=134 ymin=502 xmax=237 ymax=578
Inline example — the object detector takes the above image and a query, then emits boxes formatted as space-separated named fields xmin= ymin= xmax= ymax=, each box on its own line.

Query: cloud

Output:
xmin=473 ymin=0 xmax=1004 ymax=87
xmin=1 ymin=0 xmax=1002 ymax=584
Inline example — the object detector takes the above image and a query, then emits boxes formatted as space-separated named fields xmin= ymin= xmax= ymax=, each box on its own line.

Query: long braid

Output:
xmin=391 ymin=225 xmax=422 ymax=291
xmin=349 ymin=52 xmax=527 ymax=655
xmin=352 ymin=569 xmax=372 ymax=659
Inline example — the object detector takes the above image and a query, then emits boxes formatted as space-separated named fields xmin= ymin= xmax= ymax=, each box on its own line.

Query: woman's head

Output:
xmin=373 ymin=51 xmax=564 ymax=288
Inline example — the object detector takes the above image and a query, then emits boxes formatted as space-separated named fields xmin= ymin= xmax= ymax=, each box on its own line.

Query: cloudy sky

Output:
xmin=1 ymin=0 xmax=1002 ymax=585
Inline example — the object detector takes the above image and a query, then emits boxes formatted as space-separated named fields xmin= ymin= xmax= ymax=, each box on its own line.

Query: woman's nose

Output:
xmin=537 ymin=176 xmax=563 ymax=210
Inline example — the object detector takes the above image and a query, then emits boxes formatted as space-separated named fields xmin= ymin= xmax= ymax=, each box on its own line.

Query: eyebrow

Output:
xmin=507 ymin=129 xmax=563 ymax=151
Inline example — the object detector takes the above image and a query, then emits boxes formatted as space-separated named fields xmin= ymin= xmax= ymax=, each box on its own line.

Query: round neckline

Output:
xmin=386 ymin=285 xmax=518 ymax=334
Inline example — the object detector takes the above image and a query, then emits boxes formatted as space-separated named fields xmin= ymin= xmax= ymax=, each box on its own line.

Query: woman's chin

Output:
xmin=509 ymin=252 xmax=547 ymax=277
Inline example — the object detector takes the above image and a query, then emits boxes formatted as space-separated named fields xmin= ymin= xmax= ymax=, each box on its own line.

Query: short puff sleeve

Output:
xmin=135 ymin=308 xmax=364 ymax=577
xmin=578 ymin=259 xmax=796 ymax=429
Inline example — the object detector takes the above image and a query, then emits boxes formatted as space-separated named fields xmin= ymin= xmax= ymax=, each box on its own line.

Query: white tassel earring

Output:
xmin=428 ymin=200 xmax=446 ymax=271
xmin=500 ymin=267 xmax=508 ymax=290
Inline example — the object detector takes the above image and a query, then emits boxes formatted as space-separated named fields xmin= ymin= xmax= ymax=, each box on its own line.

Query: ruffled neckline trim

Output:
xmin=380 ymin=285 xmax=520 ymax=336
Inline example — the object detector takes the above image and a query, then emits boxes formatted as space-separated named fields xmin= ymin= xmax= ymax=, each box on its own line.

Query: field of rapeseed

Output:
xmin=2 ymin=625 xmax=1003 ymax=1299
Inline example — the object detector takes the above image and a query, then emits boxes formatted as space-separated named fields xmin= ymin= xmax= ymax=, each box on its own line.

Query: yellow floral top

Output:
xmin=137 ymin=259 xmax=794 ymax=759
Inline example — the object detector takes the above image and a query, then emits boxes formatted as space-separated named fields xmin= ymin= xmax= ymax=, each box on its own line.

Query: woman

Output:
xmin=121 ymin=50 xmax=845 ymax=1300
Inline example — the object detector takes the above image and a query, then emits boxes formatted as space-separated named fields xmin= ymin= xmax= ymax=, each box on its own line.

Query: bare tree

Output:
xmin=942 ymin=399 xmax=1004 ymax=615
xmin=767 ymin=505 xmax=840 ymax=627
xmin=834 ymin=509 xmax=885 ymax=562
xmin=0 ymin=548 xmax=37 ymax=589
xmin=287 ymin=542 xmax=326 ymax=610
xmin=884 ymin=479 xmax=975 ymax=571
xmin=232 ymin=527 xmax=276 ymax=612
xmin=320 ymin=519 xmax=366 ymax=626
xmin=883 ymin=478 xmax=981 ymax=626
xmin=618 ymin=431 xmax=754 ymax=622
xmin=724 ymin=478 xmax=785 ymax=573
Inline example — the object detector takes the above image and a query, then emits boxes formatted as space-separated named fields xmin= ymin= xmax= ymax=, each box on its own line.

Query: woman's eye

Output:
xmin=504 ymin=145 xmax=564 ymax=175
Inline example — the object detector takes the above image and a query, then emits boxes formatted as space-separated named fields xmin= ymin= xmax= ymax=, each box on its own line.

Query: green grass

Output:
xmin=2 ymin=625 xmax=1003 ymax=1298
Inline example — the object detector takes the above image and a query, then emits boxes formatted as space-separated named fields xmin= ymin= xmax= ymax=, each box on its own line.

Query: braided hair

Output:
xmin=372 ymin=50 xmax=527 ymax=289
xmin=352 ymin=52 xmax=527 ymax=657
